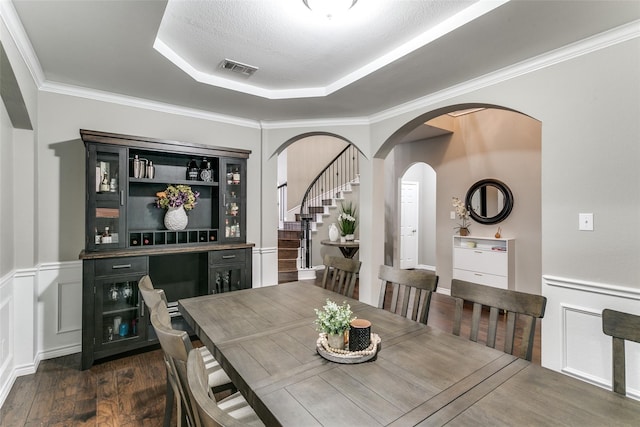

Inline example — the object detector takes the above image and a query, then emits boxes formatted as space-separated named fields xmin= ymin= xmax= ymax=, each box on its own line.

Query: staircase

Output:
xmin=278 ymin=144 xmax=360 ymax=283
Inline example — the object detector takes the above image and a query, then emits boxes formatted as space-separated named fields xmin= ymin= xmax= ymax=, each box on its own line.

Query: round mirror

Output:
xmin=465 ymin=179 xmax=513 ymax=225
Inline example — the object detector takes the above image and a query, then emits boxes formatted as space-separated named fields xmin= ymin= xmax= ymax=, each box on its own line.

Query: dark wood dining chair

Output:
xmin=377 ymin=265 xmax=439 ymax=324
xmin=321 ymin=255 xmax=362 ymax=298
xmin=451 ymin=279 xmax=546 ymax=361
xmin=602 ymin=308 xmax=640 ymax=395
xmin=187 ymin=347 xmax=264 ymax=427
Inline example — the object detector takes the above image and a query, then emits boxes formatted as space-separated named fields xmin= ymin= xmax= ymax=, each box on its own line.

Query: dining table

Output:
xmin=178 ymin=281 xmax=640 ymax=426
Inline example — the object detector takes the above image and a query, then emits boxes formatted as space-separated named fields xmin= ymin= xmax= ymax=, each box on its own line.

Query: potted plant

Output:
xmin=337 ymin=201 xmax=357 ymax=241
xmin=452 ymin=196 xmax=470 ymax=236
xmin=314 ymin=299 xmax=355 ymax=349
xmin=156 ymin=184 xmax=200 ymax=230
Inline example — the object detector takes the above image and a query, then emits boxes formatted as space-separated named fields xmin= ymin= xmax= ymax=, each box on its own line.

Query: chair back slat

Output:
xmin=602 ymin=308 xmax=640 ymax=395
xmin=321 ymin=255 xmax=361 ymax=298
xmin=377 ymin=265 xmax=438 ymax=324
xmin=139 ymin=275 xmax=168 ymax=310
xmin=451 ymin=279 xmax=546 ymax=361
xmin=187 ymin=349 xmax=262 ymax=427
xmin=151 ymin=309 xmax=198 ymax=427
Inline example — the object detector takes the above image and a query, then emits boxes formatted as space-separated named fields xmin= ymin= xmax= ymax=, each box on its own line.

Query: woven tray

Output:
xmin=316 ymin=333 xmax=381 ymax=364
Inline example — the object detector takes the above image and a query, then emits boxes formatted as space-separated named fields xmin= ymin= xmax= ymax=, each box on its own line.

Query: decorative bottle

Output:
xmin=186 ymin=159 xmax=199 ymax=180
xmin=100 ymin=172 xmax=110 ymax=192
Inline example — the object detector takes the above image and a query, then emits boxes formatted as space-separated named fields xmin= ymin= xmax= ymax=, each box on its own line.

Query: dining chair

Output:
xmin=602 ymin=308 xmax=640 ymax=395
xmin=450 ymin=279 xmax=546 ymax=361
xmin=139 ymin=276 xmax=234 ymax=427
xmin=187 ymin=347 xmax=264 ymax=427
xmin=377 ymin=265 xmax=439 ymax=324
xmin=321 ymin=255 xmax=362 ymax=298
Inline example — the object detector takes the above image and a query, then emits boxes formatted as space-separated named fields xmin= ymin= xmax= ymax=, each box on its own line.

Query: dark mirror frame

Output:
xmin=465 ymin=178 xmax=514 ymax=225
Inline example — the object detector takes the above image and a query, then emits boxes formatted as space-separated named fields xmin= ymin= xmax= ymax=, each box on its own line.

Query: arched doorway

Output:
xmin=380 ymin=106 xmax=541 ymax=295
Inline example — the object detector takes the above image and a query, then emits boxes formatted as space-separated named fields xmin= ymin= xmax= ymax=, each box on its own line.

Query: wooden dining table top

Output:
xmin=179 ymin=281 xmax=640 ymax=426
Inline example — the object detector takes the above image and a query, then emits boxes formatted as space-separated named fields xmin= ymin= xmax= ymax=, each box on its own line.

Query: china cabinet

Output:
xmin=80 ymin=129 xmax=253 ymax=369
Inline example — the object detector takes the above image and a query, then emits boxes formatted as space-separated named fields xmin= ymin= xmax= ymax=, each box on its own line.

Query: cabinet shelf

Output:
xmin=102 ymin=306 xmax=139 ymax=316
xmin=129 ymin=178 xmax=219 ymax=187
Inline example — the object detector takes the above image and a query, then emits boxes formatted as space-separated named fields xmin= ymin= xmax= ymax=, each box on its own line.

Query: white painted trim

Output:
xmin=543 ymin=274 xmax=640 ymax=300
xmin=368 ymin=20 xmax=640 ymax=123
xmin=40 ymin=81 xmax=261 ymax=129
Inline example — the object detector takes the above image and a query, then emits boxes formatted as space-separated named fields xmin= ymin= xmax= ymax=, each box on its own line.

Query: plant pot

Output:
xmin=345 ymin=234 xmax=355 ymax=241
xmin=164 ymin=205 xmax=188 ymax=230
xmin=327 ymin=333 xmax=345 ymax=350
xmin=459 ymin=227 xmax=469 ymax=236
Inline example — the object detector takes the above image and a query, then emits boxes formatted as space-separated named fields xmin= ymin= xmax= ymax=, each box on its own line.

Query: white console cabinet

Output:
xmin=453 ymin=236 xmax=515 ymax=290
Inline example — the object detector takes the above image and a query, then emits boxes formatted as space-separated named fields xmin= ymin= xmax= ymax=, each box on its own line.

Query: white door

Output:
xmin=400 ymin=181 xmax=419 ymax=269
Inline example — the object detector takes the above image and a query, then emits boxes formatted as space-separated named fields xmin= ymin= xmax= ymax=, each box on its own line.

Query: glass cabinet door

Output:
xmin=86 ymin=144 xmax=126 ymax=250
xmin=220 ymin=158 xmax=246 ymax=242
xmin=95 ymin=277 xmax=145 ymax=350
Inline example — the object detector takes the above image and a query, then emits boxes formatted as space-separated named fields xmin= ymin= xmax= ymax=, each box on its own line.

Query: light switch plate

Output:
xmin=579 ymin=213 xmax=593 ymax=231
xmin=450 ymin=211 xmax=456 ymax=220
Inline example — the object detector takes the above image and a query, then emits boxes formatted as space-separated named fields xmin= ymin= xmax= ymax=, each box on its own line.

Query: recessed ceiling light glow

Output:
xmin=303 ymin=0 xmax=358 ymax=19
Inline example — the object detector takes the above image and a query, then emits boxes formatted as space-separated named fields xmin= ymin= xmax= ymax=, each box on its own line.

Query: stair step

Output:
xmin=278 ymin=248 xmax=298 ymax=258
xmin=309 ymin=206 xmax=325 ymax=214
xmin=278 ymin=259 xmax=298 ymax=270
xmin=278 ymin=239 xmax=300 ymax=249
xmin=278 ymin=270 xmax=299 ymax=283
xmin=322 ymin=199 xmax=333 ymax=206
xmin=278 ymin=229 xmax=302 ymax=239
xmin=282 ymin=221 xmax=302 ymax=231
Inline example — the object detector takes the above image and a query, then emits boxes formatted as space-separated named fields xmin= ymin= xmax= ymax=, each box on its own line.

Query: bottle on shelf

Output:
xmin=186 ymin=159 xmax=199 ymax=180
xmin=232 ymin=167 xmax=240 ymax=184
xmin=225 ymin=219 xmax=231 ymax=238
xmin=199 ymin=158 xmax=213 ymax=182
xmin=100 ymin=172 xmax=110 ymax=192
xmin=101 ymin=227 xmax=112 ymax=244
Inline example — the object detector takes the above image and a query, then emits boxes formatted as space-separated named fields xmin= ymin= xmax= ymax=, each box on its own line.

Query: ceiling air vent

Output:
xmin=220 ymin=59 xmax=258 ymax=77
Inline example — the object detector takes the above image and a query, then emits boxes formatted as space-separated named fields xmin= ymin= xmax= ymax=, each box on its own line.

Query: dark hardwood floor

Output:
xmin=0 ymin=281 xmax=541 ymax=426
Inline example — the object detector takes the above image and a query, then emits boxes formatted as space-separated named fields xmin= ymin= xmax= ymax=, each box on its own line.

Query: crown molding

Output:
xmin=0 ymin=0 xmax=45 ymax=86
xmin=2 ymin=0 xmax=638 ymax=131
xmin=369 ymin=19 xmax=640 ymax=124
xmin=39 ymin=81 xmax=261 ymax=129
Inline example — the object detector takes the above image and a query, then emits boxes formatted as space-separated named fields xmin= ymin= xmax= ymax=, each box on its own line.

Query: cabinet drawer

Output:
xmin=94 ymin=256 xmax=147 ymax=277
xmin=453 ymin=269 xmax=508 ymax=289
xmin=453 ymin=248 xmax=507 ymax=276
xmin=209 ymin=249 xmax=246 ymax=265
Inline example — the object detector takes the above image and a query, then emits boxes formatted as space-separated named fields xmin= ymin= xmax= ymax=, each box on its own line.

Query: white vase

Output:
xmin=329 ymin=223 xmax=339 ymax=242
xmin=327 ymin=333 xmax=345 ymax=350
xmin=164 ymin=205 xmax=188 ymax=230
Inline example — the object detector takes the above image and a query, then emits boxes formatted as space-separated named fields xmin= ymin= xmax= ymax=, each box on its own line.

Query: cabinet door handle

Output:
xmin=120 ymin=190 xmax=125 ymax=206
xmin=474 ymin=251 xmax=483 ymax=254
xmin=222 ymin=255 xmax=236 ymax=259
xmin=111 ymin=264 xmax=132 ymax=269
xmin=474 ymin=273 xmax=483 ymax=276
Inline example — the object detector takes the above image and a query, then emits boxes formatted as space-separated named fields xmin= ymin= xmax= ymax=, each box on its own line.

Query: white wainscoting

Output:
xmin=542 ymin=275 xmax=640 ymax=400
xmin=1 ymin=249 xmax=280 ymax=408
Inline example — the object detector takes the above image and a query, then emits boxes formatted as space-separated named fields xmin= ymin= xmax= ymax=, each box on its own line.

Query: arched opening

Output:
xmin=379 ymin=106 xmax=542 ymax=296
xmin=276 ymin=133 xmax=361 ymax=283
xmin=399 ymin=162 xmax=436 ymax=270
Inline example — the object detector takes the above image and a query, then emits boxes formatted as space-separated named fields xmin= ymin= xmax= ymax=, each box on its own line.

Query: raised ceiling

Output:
xmin=7 ymin=0 xmax=640 ymax=122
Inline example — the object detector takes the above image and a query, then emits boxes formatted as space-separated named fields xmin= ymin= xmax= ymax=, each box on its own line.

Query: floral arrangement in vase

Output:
xmin=452 ymin=196 xmax=470 ymax=235
xmin=314 ymin=299 xmax=355 ymax=349
xmin=337 ymin=201 xmax=357 ymax=240
xmin=155 ymin=184 xmax=199 ymax=211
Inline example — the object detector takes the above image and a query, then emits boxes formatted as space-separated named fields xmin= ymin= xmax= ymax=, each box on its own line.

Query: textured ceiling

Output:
xmin=7 ymin=0 xmax=640 ymax=121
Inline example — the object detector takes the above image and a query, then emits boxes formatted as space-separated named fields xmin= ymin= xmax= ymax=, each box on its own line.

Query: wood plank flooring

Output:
xmin=0 ymin=282 xmax=541 ymax=426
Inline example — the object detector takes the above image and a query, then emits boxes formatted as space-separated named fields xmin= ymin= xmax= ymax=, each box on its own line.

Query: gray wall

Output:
xmin=36 ymin=91 xmax=262 ymax=263
xmin=0 ymin=100 xmax=14 ymax=277
xmin=387 ymin=109 xmax=542 ymax=293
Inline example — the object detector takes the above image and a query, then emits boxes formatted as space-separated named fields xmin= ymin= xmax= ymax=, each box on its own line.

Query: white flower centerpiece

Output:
xmin=314 ymin=299 xmax=355 ymax=350
xmin=337 ymin=201 xmax=357 ymax=241
xmin=452 ymin=196 xmax=470 ymax=236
